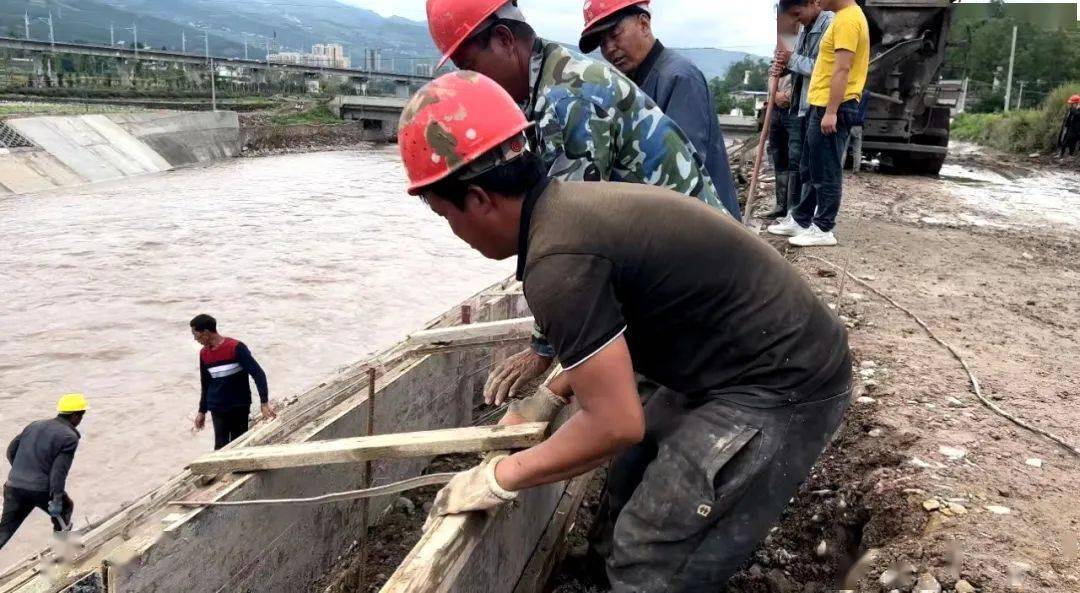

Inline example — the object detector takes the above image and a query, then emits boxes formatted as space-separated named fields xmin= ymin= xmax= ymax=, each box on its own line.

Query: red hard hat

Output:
xmin=1070 ymin=94 xmax=1080 ymax=105
xmin=427 ymin=0 xmax=507 ymax=69
xmin=580 ymin=0 xmax=651 ymax=52
xmin=399 ymin=71 xmax=533 ymax=195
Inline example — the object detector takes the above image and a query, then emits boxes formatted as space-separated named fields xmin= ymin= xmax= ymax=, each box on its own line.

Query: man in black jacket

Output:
xmin=1 ymin=394 xmax=86 ymax=550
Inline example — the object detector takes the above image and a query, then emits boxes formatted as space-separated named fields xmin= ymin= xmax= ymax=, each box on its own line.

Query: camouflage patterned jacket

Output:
xmin=524 ymin=39 xmax=722 ymax=209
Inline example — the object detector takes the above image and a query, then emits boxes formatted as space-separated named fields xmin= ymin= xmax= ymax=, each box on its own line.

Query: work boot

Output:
xmin=763 ymin=172 xmax=790 ymax=219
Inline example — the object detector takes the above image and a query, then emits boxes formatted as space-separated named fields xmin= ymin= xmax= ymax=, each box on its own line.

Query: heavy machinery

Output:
xmin=860 ymin=0 xmax=958 ymax=174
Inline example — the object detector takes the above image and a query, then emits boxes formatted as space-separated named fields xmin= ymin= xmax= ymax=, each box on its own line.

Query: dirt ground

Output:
xmin=550 ymin=150 xmax=1080 ymax=593
xmin=319 ymin=148 xmax=1079 ymax=593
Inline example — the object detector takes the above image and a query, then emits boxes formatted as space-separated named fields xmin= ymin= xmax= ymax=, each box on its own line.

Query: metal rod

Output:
xmin=356 ymin=367 xmax=377 ymax=593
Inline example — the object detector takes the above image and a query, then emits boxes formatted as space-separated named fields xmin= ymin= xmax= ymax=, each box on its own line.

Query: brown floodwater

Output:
xmin=0 ymin=147 xmax=512 ymax=566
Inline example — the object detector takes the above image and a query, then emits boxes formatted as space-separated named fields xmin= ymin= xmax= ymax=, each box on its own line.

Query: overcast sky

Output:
xmin=341 ymin=0 xmax=779 ymax=55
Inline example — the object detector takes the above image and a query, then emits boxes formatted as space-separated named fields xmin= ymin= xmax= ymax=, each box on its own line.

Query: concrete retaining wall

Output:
xmin=0 ymin=111 xmax=240 ymax=194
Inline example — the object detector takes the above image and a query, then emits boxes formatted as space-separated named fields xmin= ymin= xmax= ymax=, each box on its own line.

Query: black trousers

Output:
xmin=593 ymin=367 xmax=852 ymax=593
xmin=0 ymin=486 xmax=74 ymax=550
xmin=211 ymin=407 xmax=251 ymax=450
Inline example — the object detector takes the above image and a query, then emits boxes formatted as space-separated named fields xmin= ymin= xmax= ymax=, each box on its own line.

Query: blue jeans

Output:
xmin=793 ymin=101 xmax=859 ymax=232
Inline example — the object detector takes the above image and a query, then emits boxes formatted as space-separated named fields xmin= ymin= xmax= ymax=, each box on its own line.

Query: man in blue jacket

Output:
xmin=579 ymin=0 xmax=741 ymax=220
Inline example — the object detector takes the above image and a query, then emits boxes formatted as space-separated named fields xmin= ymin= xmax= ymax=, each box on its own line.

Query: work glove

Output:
xmin=506 ymin=385 xmax=568 ymax=424
xmin=47 ymin=497 xmax=64 ymax=519
xmin=426 ymin=455 xmax=517 ymax=527
xmin=484 ymin=348 xmax=554 ymax=405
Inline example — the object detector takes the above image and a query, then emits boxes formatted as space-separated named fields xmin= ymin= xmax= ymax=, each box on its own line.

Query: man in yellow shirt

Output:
xmin=769 ymin=0 xmax=869 ymax=247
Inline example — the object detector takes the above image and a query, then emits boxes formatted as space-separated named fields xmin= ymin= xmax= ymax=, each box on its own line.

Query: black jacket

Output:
xmin=5 ymin=416 xmax=80 ymax=497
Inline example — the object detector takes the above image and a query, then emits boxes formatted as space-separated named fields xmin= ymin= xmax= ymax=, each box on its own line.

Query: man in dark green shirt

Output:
xmin=398 ymin=72 xmax=852 ymax=592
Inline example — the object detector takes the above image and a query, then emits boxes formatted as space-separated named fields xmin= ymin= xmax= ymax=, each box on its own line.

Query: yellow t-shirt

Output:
xmin=807 ymin=4 xmax=870 ymax=108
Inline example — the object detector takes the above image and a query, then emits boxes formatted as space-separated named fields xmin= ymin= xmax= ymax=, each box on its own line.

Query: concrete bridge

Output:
xmin=330 ymin=95 xmax=410 ymax=140
xmin=0 ymin=36 xmax=432 ymax=94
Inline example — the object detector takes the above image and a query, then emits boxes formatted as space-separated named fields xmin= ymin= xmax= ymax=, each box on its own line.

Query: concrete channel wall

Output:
xmin=0 ymin=111 xmax=239 ymax=195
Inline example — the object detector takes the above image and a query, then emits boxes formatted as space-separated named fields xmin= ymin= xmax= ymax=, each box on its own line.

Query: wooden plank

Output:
xmin=407 ymin=317 xmax=534 ymax=346
xmin=512 ymin=472 xmax=594 ymax=593
xmin=187 ymin=423 xmax=548 ymax=475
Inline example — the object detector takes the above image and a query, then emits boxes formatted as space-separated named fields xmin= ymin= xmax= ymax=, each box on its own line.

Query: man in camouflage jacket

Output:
xmin=440 ymin=1 xmax=727 ymax=402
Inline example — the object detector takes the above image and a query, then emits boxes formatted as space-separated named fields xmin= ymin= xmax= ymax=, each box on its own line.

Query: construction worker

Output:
xmin=766 ymin=76 xmax=795 ymax=218
xmin=578 ymin=0 xmax=741 ymax=220
xmin=1058 ymin=94 xmax=1080 ymax=158
xmin=426 ymin=0 xmax=731 ymax=405
xmin=768 ymin=0 xmax=835 ymax=226
xmin=400 ymin=72 xmax=852 ymax=592
xmin=769 ymin=0 xmax=868 ymax=247
xmin=1 ymin=394 xmax=86 ymax=550
xmin=190 ymin=314 xmax=276 ymax=450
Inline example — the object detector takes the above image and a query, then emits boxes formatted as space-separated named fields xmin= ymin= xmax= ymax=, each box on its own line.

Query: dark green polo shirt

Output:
xmin=516 ymin=179 xmax=850 ymax=404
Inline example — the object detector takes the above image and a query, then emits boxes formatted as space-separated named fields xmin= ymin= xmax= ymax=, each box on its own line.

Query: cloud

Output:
xmin=339 ymin=0 xmax=777 ymax=55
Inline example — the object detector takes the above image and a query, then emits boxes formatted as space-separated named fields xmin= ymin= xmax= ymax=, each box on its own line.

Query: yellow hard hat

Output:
xmin=57 ymin=393 xmax=88 ymax=413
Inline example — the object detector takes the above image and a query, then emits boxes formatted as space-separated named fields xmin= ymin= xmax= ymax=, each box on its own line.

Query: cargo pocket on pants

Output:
xmin=609 ymin=416 xmax=762 ymax=587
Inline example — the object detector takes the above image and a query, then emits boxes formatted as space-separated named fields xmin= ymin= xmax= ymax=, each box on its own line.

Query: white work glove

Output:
xmin=484 ymin=348 xmax=554 ymax=405
xmin=426 ymin=455 xmax=517 ymax=527
xmin=506 ymin=385 xmax=568 ymax=424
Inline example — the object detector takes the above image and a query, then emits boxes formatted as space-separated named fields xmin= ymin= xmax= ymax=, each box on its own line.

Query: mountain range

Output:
xmin=2 ymin=0 xmax=758 ymax=78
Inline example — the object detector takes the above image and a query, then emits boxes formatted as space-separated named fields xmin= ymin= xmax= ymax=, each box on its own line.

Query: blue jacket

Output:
xmin=632 ymin=41 xmax=741 ymax=220
xmin=788 ymin=11 xmax=836 ymax=117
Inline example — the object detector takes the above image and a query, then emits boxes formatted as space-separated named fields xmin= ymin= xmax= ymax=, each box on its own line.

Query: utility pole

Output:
xmin=244 ymin=40 xmax=249 ymax=60
xmin=1003 ymin=25 xmax=1017 ymax=113
xmin=47 ymin=12 xmax=54 ymax=50
xmin=210 ymin=58 xmax=217 ymax=112
xmin=182 ymin=30 xmax=187 ymax=53
xmin=110 ymin=22 xmax=115 ymax=46
xmin=24 ymin=12 xmax=30 ymax=40
xmin=204 ymin=28 xmax=210 ymax=63
xmin=266 ymin=39 xmax=271 ymax=65
xmin=1016 ymin=80 xmax=1025 ymax=110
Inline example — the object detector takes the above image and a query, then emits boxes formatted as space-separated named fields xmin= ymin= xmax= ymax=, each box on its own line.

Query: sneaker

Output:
xmin=788 ymin=224 xmax=838 ymax=247
xmin=766 ymin=215 xmax=805 ymax=237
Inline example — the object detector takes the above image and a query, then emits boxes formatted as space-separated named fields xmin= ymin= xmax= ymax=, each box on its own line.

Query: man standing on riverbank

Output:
xmin=397 ymin=71 xmax=852 ymax=592
xmin=769 ymin=0 xmax=868 ymax=247
xmin=425 ymin=0 xmax=731 ymax=404
xmin=190 ymin=314 xmax=275 ymax=450
xmin=1058 ymin=94 xmax=1080 ymax=158
xmin=578 ymin=0 xmax=741 ymax=220
xmin=1 ymin=394 xmax=86 ymax=550
xmin=769 ymin=0 xmax=835 ymax=227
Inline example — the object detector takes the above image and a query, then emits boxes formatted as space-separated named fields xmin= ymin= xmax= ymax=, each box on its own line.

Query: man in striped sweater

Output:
xmin=190 ymin=314 xmax=275 ymax=449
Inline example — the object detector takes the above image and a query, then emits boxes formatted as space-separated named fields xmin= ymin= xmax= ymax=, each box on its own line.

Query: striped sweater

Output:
xmin=198 ymin=337 xmax=269 ymax=413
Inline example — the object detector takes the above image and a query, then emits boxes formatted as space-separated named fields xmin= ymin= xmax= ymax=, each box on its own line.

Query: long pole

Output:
xmin=210 ymin=58 xmax=217 ymax=111
xmin=25 ymin=12 xmax=31 ymax=40
xmin=132 ymin=23 xmax=138 ymax=60
xmin=356 ymin=368 xmax=377 ymax=593
xmin=204 ymin=29 xmax=210 ymax=63
xmin=47 ymin=13 xmax=54 ymax=50
xmin=182 ymin=30 xmax=186 ymax=53
xmin=1003 ymin=25 xmax=1017 ymax=113
xmin=1016 ymin=81 xmax=1024 ymax=110
xmin=743 ymin=9 xmax=785 ymax=225
xmin=110 ymin=22 xmax=115 ymax=46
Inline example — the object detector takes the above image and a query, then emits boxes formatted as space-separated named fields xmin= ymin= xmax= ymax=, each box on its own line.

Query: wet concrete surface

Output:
xmin=0 ymin=147 xmax=512 ymax=565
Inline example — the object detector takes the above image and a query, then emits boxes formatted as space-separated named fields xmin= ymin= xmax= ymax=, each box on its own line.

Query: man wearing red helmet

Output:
xmin=425 ymin=0 xmax=738 ymax=411
xmin=401 ymin=71 xmax=852 ymax=593
xmin=577 ymin=1 xmax=741 ymax=222
xmin=1058 ymin=94 xmax=1080 ymax=158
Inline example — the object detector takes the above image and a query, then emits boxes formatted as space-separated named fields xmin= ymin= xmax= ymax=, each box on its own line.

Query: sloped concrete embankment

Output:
xmin=0 ymin=111 xmax=239 ymax=195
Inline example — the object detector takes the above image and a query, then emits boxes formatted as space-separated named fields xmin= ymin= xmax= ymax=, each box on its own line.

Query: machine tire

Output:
xmin=881 ymin=124 xmax=950 ymax=176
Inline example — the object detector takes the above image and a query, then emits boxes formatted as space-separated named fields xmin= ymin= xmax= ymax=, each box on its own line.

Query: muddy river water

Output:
xmin=0 ymin=148 xmax=513 ymax=564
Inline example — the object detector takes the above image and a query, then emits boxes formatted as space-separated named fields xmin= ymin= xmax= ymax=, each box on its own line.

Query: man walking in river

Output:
xmin=398 ymin=71 xmax=852 ymax=592
xmin=190 ymin=314 xmax=276 ymax=450
xmin=1 ymin=394 xmax=86 ymax=550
